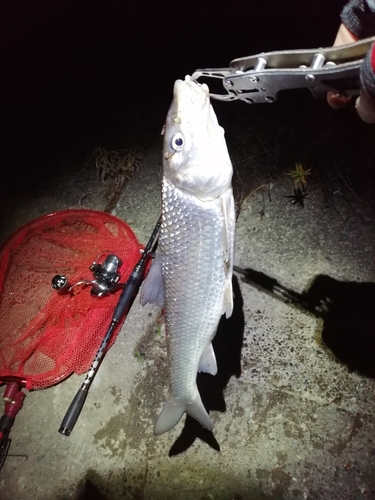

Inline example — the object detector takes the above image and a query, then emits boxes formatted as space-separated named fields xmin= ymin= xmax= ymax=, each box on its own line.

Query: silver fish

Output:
xmin=141 ymin=75 xmax=235 ymax=435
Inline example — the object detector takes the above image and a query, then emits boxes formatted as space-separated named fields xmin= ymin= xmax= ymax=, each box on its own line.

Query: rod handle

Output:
xmin=58 ymin=387 xmax=88 ymax=436
xmin=112 ymin=274 xmax=139 ymax=322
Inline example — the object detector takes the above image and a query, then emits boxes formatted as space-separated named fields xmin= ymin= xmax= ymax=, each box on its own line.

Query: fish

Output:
xmin=141 ymin=74 xmax=235 ymax=435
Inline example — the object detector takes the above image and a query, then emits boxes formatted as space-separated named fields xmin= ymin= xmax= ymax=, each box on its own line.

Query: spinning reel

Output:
xmin=52 ymin=252 xmax=123 ymax=297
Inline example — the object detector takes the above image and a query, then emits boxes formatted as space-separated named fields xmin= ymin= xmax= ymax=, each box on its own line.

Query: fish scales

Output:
xmin=160 ymin=177 xmax=229 ymax=402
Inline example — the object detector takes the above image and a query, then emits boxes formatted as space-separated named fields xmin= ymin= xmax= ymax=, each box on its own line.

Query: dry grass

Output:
xmin=82 ymin=146 xmax=143 ymax=211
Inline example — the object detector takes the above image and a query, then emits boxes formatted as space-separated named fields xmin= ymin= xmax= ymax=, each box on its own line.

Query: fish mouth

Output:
xmin=174 ymin=75 xmax=210 ymax=101
xmin=163 ymin=75 xmax=211 ymax=162
xmin=164 ymin=149 xmax=176 ymax=160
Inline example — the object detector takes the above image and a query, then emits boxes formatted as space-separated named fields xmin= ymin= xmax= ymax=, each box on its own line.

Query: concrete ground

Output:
xmin=1 ymin=106 xmax=375 ymax=499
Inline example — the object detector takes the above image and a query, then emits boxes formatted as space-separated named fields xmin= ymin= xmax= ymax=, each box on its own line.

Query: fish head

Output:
xmin=162 ymin=75 xmax=232 ymax=200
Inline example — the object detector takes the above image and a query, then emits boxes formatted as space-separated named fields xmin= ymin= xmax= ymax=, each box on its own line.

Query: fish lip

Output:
xmin=173 ymin=75 xmax=210 ymax=102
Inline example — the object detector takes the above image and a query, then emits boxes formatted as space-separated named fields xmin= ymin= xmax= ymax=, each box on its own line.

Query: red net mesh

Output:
xmin=0 ymin=209 xmax=142 ymax=390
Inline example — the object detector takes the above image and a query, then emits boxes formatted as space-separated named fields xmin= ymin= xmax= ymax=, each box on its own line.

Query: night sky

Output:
xmin=1 ymin=0 xmax=347 ymax=192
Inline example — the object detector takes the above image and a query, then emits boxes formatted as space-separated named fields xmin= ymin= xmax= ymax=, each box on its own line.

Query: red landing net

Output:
xmin=0 ymin=209 xmax=141 ymax=390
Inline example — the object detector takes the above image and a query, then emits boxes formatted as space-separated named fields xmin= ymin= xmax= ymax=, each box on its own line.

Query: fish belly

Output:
xmin=155 ymin=177 xmax=231 ymax=434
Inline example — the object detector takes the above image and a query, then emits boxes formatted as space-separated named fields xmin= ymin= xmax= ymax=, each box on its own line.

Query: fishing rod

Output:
xmin=58 ymin=216 xmax=161 ymax=436
xmin=0 ymin=379 xmax=27 ymax=472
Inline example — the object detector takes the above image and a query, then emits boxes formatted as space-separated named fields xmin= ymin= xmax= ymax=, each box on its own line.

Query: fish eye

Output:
xmin=171 ymin=133 xmax=185 ymax=151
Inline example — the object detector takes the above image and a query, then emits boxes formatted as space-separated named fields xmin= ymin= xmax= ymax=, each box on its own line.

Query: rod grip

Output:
xmin=58 ymin=388 xmax=88 ymax=436
xmin=112 ymin=275 xmax=138 ymax=322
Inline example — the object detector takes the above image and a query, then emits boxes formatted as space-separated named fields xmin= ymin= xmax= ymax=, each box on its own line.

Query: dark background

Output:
xmin=0 ymin=0 xmax=366 ymax=196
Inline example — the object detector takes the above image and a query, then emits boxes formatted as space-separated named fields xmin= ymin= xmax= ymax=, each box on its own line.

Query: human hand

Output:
xmin=327 ymin=24 xmax=358 ymax=109
xmin=327 ymin=23 xmax=375 ymax=123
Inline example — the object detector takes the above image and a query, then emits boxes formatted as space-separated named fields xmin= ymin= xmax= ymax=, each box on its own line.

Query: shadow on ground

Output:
xmin=235 ymin=267 xmax=375 ymax=379
xmin=70 ymin=466 xmax=277 ymax=500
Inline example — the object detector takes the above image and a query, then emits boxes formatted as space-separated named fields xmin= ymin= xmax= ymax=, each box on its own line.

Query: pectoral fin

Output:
xmin=223 ymin=280 xmax=233 ymax=319
xmin=140 ymin=254 xmax=164 ymax=307
xmin=221 ymin=190 xmax=235 ymax=318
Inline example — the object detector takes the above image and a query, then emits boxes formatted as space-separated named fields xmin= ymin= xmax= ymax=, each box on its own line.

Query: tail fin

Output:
xmin=154 ymin=393 xmax=213 ymax=436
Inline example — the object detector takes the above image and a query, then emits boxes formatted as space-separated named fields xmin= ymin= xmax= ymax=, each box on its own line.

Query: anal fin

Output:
xmin=198 ymin=343 xmax=217 ymax=375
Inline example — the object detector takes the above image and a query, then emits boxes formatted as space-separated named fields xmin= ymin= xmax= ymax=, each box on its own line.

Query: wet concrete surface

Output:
xmin=1 ymin=116 xmax=375 ymax=499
